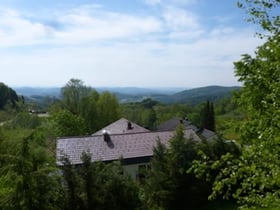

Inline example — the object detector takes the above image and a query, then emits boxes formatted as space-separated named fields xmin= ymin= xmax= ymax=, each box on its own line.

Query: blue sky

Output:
xmin=0 ymin=0 xmax=263 ymax=88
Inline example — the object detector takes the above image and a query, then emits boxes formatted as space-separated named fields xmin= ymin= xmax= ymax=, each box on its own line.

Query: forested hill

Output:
xmin=14 ymin=85 xmax=241 ymax=105
xmin=116 ymin=85 xmax=241 ymax=104
xmin=156 ymin=85 xmax=241 ymax=105
xmin=0 ymin=83 xmax=19 ymax=109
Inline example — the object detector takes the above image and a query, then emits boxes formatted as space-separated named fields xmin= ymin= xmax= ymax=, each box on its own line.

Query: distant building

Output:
xmin=157 ymin=117 xmax=217 ymax=140
xmin=56 ymin=118 xmax=201 ymax=180
xmin=92 ymin=118 xmax=150 ymax=135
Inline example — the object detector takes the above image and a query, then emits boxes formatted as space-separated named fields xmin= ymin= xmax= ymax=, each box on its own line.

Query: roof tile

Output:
xmin=56 ymin=129 xmax=200 ymax=165
xmin=92 ymin=118 xmax=149 ymax=135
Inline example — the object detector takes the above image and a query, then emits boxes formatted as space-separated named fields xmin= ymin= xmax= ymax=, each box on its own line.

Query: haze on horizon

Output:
xmin=0 ymin=0 xmax=263 ymax=88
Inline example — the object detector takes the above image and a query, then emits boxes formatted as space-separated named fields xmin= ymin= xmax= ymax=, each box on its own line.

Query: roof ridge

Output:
xmin=57 ymin=129 xmax=197 ymax=140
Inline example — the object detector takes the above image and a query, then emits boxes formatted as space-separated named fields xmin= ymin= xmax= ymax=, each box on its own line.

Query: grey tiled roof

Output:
xmin=197 ymin=128 xmax=217 ymax=140
xmin=157 ymin=117 xmax=217 ymax=140
xmin=157 ymin=117 xmax=194 ymax=131
xmin=56 ymin=129 xmax=200 ymax=165
xmin=92 ymin=118 xmax=149 ymax=135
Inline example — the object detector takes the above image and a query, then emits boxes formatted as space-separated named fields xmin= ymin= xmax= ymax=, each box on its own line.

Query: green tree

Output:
xmin=200 ymin=100 xmax=215 ymax=131
xmin=8 ymin=112 xmax=42 ymax=129
xmin=52 ymin=110 xmax=87 ymax=136
xmin=143 ymin=139 xmax=170 ymax=208
xmin=93 ymin=161 xmax=140 ymax=210
xmin=237 ymin=0 xmax=280 ymax=36
xmin=140 ymin=108 xmax=157 ymax=130
xmin=191 ymin=1 xmax=280 ymax=209
xmin=140 ymin=98 xmax=159 ymax=109
xmin=231 ymin=35 xmax=280 ymax=208
xmin=144 ymin=126 xmax=210 ymax=210
xmin=80 ymin=152 xmax=96 ymax=210
xmin=60 ymin=153 xmax=140 ymax=210
xmin=96 ymin=92 xmax=120 ymax=129
xmin=61 ymin=78 xmax=92 ymax=114
xmin=0 ymin=82 xmax=18 ymax=109
xmin=61 ymin=156 xmax=84 ymax=210
xmin=79 ymin=91 xmax=100 ymax=133
xmin=0 ymin=131 xmax=63 ymax=210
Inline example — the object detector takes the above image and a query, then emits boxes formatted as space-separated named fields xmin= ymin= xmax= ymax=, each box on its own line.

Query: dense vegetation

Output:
xmin=0 ymin=78 xmax=241 ymax=210
xmin=0 ymin=82 xmax=18 ymax=109
xmin=0 ymin=0 xmax=279 ymax=209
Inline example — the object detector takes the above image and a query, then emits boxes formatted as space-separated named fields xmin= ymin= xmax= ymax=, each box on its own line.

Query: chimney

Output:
xmin=127 ymin=121 xmax=133 ymax=130
xmin=102 ymin=130 xmax=111 ymax=142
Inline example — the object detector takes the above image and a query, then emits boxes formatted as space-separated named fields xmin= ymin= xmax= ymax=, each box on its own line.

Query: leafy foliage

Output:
xmin=96 ymin=91 xmax=120 ymax=130
xmin=0 ymin=82 xmax=18 ymax=109
xmin=0 ymin=131 xmax=63 ymax=210
xmin=144 ymin=126 xmax=211 ymax=210
xmin=60 ymin=79 xmax=120 ymax=134
xmin=61 ymin=153 xmax=140 ymax=210
xmin=191 ymin=1 xmax=280 ymax=209
xmin=7 ymin=112 xmax=43 ymax=129
xmin=200 ymin=100 xmax=216 ymax=131
xmin=51 ymin=110 xmax=87 ymax=136
xmin=61 ymin=78 xmax=92 ymax=115
xmin=237 ymin=0 xmax=280 ymax=36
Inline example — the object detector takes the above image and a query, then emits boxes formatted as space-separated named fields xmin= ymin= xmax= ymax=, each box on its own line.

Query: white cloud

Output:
xmin=0 ymin=6 xmax=163 ymax=47
xmin=0 ymin=2 xmax=264 ymax=87
xmin=145 ymin=0 xmax=161 ymax=5
xmin=0 ymin=8 xmax=54 ymax=47
xmin=145 ymin=0 xmax=194 ymax=6
xmin=55 ymin=11 xmax=162 ymax=44
xmin=0 ymin=27 xmax=262 ymax=87
xmin=162 ymin=6 xmax=199 ymax=30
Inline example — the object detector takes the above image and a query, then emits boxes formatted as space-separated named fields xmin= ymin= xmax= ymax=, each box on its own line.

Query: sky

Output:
xmin=0 ymin=0 xmax=263 ymax=88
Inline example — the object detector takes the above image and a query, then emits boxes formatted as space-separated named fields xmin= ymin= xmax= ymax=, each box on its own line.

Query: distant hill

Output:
xmin=96 ymin=87 xmax=184 ymax=95
xmin=111 ymin=86 xmax=241 ymax=104
xmin=163 ymin=86 xmax=241 ymax=105
xmin=14 ymin=87 xmax=61 ymax=97
xmin=13 ymin=85 xmax=241 ymax=106
xmin=13 ymin=87 xmax=184 ymax=98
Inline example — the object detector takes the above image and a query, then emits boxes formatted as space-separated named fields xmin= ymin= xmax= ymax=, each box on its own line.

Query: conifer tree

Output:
xmin=144 ymin=126 xmax=210 ymax=210
xmin=200 ymin=100 xmax=215 ymax=131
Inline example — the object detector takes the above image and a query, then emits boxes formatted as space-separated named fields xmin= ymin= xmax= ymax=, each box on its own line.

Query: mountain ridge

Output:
xmin=13 ymin=85 xmax=241 ymax=105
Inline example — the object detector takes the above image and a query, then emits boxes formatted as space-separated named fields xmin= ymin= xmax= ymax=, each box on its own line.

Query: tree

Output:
xmin=140 ymin=108 xmax=157 ymax=130
xmin=144 ymin=126 xmax=210 ymax=210
xmin=60 ymin=153 xmax=140 ymax=210
xmin=61 ymin=79 xmax=92 ymax=114
xmin=79 ymin=91 xmax=100 ymax=133
xmin=80 ymin=152 xmax=96 ymax=210
xmin=9 ymin=112 xmax=42 ymax=129
xmin=61 ymin=156 xmax=84 ymax=210
xmin=0 ymin=82 xmax=18 ymax=109
xmin=96 ymin=92 xmax=120 ymax=129
xmin=0 ymin=131 xmax=63 ymax=210
xmin=143 ymin=139 xmax=171 ymax=208
xmin=52 ymin=110 xmax=87 ymax=136
xmin=92 ymin=161 xmax=140 ymax=210
xmin=190 ymin=1 xmax=280 ymax=208
xmin=231 ymin=35 xmax=280 ymax=208
xmin=200 ymin=100 xmax=215 ymax=131
xmin=237 ymin=0 xmax=280 ymax=36
xmin=189 ymin=138 xmax=241 ymax=201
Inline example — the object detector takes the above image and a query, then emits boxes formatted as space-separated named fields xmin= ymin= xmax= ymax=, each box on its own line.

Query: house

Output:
xmin=157 ymin=117 xmax=197 ymax=131
xmin=157 ymin=117 xmax=217 ymax=140
xmin=92 ymin=118 xmax=150 ymax=135
xmin=56 ymin=118 xmax=201 ymax=180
